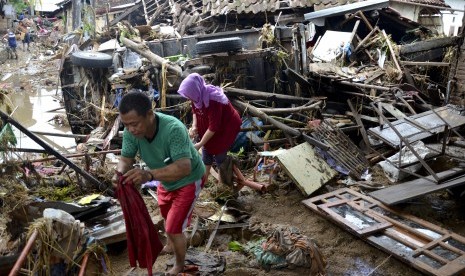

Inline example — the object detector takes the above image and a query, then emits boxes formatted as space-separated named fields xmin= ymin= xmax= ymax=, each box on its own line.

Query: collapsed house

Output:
xmin=2 ymin=0 xmax=465 ymax=275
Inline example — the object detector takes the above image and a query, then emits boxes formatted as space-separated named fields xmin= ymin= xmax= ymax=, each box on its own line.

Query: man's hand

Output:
xmin=111 ymin=170 xmax=120 ymax=188
xmin=122 ymin=168 xmax=152 ymax=186
xmin=194 ymin=142 xmax=202 ymax=151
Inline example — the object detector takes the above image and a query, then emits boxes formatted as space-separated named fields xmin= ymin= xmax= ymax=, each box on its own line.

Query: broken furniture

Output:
xmin=303 ymin=188 xmax=465 ymax=276
xmin=368 ymin=105 xmax=465 ymax=183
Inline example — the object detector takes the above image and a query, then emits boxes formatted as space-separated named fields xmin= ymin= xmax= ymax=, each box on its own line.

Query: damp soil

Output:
xmin=107 ymin=171 xmax=465 ymax=276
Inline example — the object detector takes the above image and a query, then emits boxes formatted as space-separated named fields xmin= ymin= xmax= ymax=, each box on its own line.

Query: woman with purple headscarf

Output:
xmin=178 ymin=73 xmax=241 ymax=179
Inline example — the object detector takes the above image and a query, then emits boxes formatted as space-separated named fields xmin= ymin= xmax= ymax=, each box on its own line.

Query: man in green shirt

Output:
xmin=116 ymin=91 xmax=205 ymax=276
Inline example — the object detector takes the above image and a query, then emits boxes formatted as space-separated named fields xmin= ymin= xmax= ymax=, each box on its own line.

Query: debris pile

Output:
xmin=1 ymin=0 xmax=465 ymax=275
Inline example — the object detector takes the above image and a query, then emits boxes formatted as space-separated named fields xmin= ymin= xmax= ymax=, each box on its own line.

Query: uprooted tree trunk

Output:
xmin=120 ymin=36 xmax=183 ymax=77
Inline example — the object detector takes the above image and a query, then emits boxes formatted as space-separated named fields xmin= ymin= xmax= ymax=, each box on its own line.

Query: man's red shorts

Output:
xmin=157 ymin=177 xmax=204 ymax=234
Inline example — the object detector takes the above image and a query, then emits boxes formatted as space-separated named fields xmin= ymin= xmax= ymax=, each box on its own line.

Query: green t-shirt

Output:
xmin=121 ymin=112 xmax=205 ymax=191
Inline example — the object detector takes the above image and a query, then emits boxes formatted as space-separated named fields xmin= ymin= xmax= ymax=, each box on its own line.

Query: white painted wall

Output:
xmin=390 ymin=2 xmax=418 ymax=21
xmin=442 ymin=0 xmax=464 ymax=36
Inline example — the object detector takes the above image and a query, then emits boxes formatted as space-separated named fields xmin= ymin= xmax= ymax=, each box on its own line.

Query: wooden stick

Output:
xmin=347 ymin=100 xmax=372 ymax=153
xmin=338 ymin=80 xmax=392 ymax=91
xmin=224 ymin=87 xmax=316 ymax=102
xmin=256 ymin=101 xmax=322 ymax=114
xmin=355 ymin=26 xmax=379 ymax=52
xmin=356 ymin=11 xmax=374 ymax=31
xmin=381 ymin=29 xmax=402 ymax=79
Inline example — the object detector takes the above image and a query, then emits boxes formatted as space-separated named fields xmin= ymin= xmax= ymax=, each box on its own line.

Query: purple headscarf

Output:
xmin=177 ymin=73 xmax=229 ymax=108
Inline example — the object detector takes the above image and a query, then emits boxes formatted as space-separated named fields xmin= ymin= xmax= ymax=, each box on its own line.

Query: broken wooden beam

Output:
xmin=354 ymin=26 xmax=379 ymax=52
xmin=399 ymin=36 xmax=460 ymax=55
xmin=400 ymin=61 xmax=450 ymax=67
xmin=109 ymin=2 xmax=143 ymax=26
xmin=224 ymin=87 xmax=316 ymax=102
xmin=347 ymin=99 xmax=372 ymax=153
xmin=381 ymin=29 xmax=403 ymax=79
xmin=337 ymin=80 xmax=391 ymax=91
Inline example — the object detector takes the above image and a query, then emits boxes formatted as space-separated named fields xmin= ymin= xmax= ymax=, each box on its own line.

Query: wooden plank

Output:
xmin=347 ymin=99 xmax=372 ymax=153
xmin=401 ymin=61 xmax=450 ymax=67
xmin=380 ymin=102 xmax=407 ymax=119
xmin=276 ymin=143 xmax=337 ymax=196
xmin=369 ymin=169 xmax=465 ymax=205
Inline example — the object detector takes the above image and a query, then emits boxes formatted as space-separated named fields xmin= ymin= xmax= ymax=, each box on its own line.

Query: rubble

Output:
xmin=1 ymin=0 xmax=465 ymax=275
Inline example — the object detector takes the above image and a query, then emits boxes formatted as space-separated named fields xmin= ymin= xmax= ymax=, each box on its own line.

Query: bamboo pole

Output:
xmin=78 ymin=253 xmax=90 ymax=276
xmin=32 ymin=131 xmax=88 ymax=139
xmin=20 ymin=149 xmax=122 ymax=163
xmin=8 ymin=229 xmax=38 ymax=276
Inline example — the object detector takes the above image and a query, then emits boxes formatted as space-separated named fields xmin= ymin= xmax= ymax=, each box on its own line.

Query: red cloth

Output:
xmin=192 ymin=100 xmax=241 ymax=154
xmin=115 ymin=174 xmax=163 ymax=275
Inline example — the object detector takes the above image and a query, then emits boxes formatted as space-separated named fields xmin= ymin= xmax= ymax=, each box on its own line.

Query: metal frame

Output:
xmin=369 ymin=103 xmax=465 ymax=184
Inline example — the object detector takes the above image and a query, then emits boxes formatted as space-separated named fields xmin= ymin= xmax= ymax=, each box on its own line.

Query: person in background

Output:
xmin=3 ymin=29 xmax=18 ymax=59
xmin=116 ymin=91 xmax=206 ymax=276
xmin=177 ymin=73 xmax=242 ymax=181
xmin=22 ymin=26 xmax=30 ymax=51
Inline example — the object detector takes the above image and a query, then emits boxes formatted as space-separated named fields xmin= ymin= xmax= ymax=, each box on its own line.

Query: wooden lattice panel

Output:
xmin=303 ymin=188 xmax=465 ymax=276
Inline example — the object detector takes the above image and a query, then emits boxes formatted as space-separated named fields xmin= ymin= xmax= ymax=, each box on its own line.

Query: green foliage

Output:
xmin=228 ymin=240 xmax=244 ymax=252
xmin=36 ymin=184 xmax=77 ymax=202
xmin=228 ymin=147 xmax=244 ymax=158
xmin=10 ymin=0 xmax=30 ymax=13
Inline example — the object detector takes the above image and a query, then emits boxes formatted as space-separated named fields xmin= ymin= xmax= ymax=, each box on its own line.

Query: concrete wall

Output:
xmin=442 ymin=0 xmax=464 ymax=36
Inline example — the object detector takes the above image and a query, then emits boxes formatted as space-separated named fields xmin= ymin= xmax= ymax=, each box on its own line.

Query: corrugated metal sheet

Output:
xmin=203 ymin=0 xmax=449 ymax=15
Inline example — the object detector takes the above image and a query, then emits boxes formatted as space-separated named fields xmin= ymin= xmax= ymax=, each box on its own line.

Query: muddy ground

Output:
xmin=107 ymin=165 xmax=465 ymax=276
xmin=2 ymin=45 xmax=465 ymax=276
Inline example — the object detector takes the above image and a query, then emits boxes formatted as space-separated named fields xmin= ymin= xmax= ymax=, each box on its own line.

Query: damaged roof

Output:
xmin=202 ymin=0 xmax=317 ymax=16
xmin=315 ymin=0 xmax=449 ymax=10
xmin=203 ymin=0 xmax=449 ymax=15
xmin=95 ymin=0 xmax=139 ymax=9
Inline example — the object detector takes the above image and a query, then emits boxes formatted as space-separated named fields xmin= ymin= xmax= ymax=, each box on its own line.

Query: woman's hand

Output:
xmin=189 ymin=127 xmax=198 ymax=139
xmin=194 ymin=142 xmax=202 ymax=151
